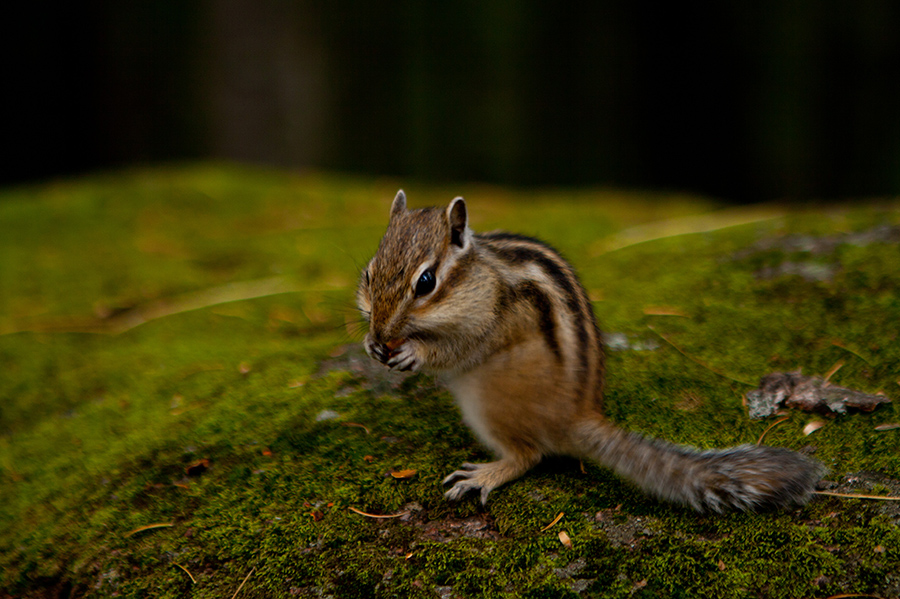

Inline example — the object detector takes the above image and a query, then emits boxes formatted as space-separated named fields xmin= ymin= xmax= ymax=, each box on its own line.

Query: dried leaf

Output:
xmin=363 ymin=455 xmax=375 ymax=463
xmin=558 ymin=530 xmax=573 ymax=548
xmin=717 ymin=559 xmax=726 ymax=571
xmin=288 ymin=380 xmax=304 ymax=388
xmin=185 ymin=459 xmax=210 ymax=476
xmin=238 ymin=362 xmax=251 ymax=374
xmin=540 ymin=512 xmax=565 ymax=532
xmin=310 ymin=510 xmax=324 ymax=522
xmin=875 ymin=423 xmax=899 ymax=431
xmin=390 ymin=469 xmax=417 ymax=479
xmin=803 ymin=420 xmax=825 ymax=436
xmin=348 ymin=506 xmax=410 ymax=519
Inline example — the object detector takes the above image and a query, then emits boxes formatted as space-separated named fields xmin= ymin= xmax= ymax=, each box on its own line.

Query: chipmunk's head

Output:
xmin=357 ymin=190 xmax=473 ymax=368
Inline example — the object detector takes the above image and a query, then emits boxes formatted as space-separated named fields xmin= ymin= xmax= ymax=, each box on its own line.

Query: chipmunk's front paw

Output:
xmin=386 ymin=342 xmax=420 ymax=372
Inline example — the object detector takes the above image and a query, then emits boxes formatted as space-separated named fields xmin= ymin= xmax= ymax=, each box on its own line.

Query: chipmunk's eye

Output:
xmin=414 ymin=269 xmax=436 ymax=297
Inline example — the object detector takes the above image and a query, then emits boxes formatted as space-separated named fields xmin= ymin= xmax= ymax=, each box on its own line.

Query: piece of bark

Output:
xmin=746 ymin=372 xmax=891 ymax=419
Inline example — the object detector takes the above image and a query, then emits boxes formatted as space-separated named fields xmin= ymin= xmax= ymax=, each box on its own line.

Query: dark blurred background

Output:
xmin=5 ymin=1 xmax=900 ymax=202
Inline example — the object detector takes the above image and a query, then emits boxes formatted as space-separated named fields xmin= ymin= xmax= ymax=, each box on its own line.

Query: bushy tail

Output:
xmin=574 ymin=415 xmax=824 ymax=512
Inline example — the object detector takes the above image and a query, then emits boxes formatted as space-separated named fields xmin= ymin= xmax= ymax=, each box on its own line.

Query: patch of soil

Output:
xmin=591 ymin=508 xmax=659 ymax=551
xmin=399 ymin=502 xmax=501 ymax=542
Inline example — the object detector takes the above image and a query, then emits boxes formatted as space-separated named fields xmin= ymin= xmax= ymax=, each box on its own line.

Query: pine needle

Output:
xmin=341 ymin=422 xmax=371 ymax=434
xmin=642 ymin=306 xmax=688 ymax=317
xmin=823 ymin=360 xmax=844 ymax=382
xmin=124 ymin=522 xmax=174 ymax=537
xmin=348 ymin=506 xmax=409 ymax=519
xmin=174 ymin=563 xmax=196 ymax=584
xmin=591 ymin=206 xmax=784 ymax=255
xmin=540 ymin=512 xmax=565 ymax=532
xmin=756 ymin=415 xmax=791 ymax=445
xmin=815 ymin=491 xmax=900 ymax=501
xmin=831 ymin=340 xmax=872 ymax=365
xmin=230 ymin=567 xmax=255 ymax=599
xmin=648 ymin=325 xmax=755 ymax=386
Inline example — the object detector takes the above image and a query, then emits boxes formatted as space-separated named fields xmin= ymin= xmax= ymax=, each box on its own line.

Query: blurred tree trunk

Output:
xmin=203 ymin=0 xmax=328 ymax=169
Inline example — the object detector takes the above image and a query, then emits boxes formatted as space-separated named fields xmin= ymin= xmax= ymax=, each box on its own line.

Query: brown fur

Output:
xmin=358 ymin=191 xmax=824 ymax=512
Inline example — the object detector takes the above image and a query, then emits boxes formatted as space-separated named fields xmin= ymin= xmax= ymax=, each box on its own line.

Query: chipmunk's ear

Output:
xmin=390 ymin=190 xmax=407 ymax=220
xmin=447 ymin=196 xmax=468 ymax=248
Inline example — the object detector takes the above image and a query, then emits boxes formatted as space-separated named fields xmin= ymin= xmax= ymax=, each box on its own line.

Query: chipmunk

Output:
xmin=357 ymin=191 xmax=824 ymax=512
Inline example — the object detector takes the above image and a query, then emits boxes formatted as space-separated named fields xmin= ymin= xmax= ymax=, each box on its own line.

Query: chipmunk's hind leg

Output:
xmin=443 ymin=451 xmax=541 ymax=505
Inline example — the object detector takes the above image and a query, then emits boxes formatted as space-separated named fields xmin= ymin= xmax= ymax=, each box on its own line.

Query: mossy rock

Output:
xmin=1 ymin=165 xmax=898 ymax=598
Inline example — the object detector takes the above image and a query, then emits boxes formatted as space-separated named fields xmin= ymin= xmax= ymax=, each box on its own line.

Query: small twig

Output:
xmin=174 ymin=563 xmax=196 ymax=584
xmin=815 ymin=491 xmax=900 ymax=501
xmin=756 ymin=415 xmax=791 ymax=445
xmin=348 ymin=506 xmax=409 ymax=519
xmin=540 ymin=512 xmax=565 ymax=532
xmin=124 ymin=522 xmax=174 ymax=538
xmin=230 ymin=567 xmax=255 ymax=599
xmin=648 ymin=325 xmax=755 ymax=386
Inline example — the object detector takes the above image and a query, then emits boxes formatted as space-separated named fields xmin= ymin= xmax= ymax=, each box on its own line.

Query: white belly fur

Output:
xmin=445 ymin=374 xmax=502 ymax=455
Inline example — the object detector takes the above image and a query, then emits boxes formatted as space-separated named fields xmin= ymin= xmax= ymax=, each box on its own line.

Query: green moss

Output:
xmin=1 ymin=165 xmax=899 ymax=597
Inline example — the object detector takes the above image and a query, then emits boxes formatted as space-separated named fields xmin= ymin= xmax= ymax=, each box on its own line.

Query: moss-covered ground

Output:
xmin=1 ymin=165 xmax=898 ymax=598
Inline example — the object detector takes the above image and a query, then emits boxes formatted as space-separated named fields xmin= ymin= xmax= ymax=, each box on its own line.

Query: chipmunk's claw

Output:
xmin=443 ymin=463 xmax=493 ymax=504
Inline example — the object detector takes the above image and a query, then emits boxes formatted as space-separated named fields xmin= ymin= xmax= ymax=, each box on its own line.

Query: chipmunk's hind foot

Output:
xmin=443 ymin=457 xmax=537 ymax=505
